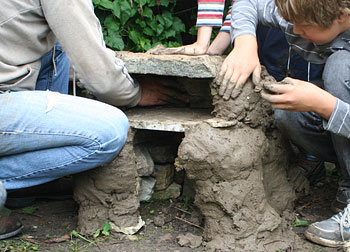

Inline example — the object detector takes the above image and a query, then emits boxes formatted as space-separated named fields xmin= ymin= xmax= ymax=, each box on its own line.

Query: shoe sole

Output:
xmin=304 ymin=230 xmax=344 ymax=248
xmin=0 ymin=225 xmax=23 ymax=240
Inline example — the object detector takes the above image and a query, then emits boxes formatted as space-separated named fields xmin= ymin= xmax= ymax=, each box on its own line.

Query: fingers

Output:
xmin=261 ymin=89 xmax=292 ymax=110
xmin=263 ymin=82 xmax=292 ymax=94
xmin=223 ymin=78 xmax=236 ymax=100
xmin=217 ymin=70 xmax=252 ymax=100
xmin=252 ymin=65 xmax=261 ymax=86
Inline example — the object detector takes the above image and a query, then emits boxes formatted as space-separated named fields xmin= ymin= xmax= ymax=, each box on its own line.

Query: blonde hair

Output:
xmin=274 ymin=0 xmax=350 ymax=28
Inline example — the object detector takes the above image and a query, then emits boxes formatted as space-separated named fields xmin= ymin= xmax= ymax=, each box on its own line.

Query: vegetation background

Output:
xmin=93 ymin=0 xmax=231 ymax=52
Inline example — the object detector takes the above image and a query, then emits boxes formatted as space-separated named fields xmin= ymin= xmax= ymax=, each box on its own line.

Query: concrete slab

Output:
xmin=116 ymin=51 xmax=224 ymax=78
xmin=125 ymin=107 xmax=212 ymax=132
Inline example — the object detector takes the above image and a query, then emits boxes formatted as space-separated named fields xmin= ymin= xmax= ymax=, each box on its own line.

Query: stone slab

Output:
xmin=116 ymin=51 xmax=224 ymax=78
xmin=125 ymin=107 xmax=212 ymax=132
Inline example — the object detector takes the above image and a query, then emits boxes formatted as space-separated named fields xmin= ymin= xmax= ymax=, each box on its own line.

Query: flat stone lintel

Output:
xmin=116 ymin=51 xmax=224 ymax=78
xmin=125 ymin=107 xmax=212 ymax=132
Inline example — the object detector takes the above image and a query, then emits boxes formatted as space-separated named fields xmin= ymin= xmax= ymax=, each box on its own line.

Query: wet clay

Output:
xmin=212 ymin=66 xmax=275 ymax=130
xmin=73 ymin=129 xmax=143 ymax=235
xmin=176 ymin=71 xmax=310 ymax=251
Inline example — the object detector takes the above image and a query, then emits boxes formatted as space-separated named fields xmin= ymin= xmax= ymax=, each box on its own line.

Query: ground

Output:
xmin=0 ymin=169 xmax=344 ymax=252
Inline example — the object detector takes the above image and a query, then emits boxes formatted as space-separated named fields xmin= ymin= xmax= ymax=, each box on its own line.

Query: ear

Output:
xmin=338 ymin=8 xmax=349 ymax=23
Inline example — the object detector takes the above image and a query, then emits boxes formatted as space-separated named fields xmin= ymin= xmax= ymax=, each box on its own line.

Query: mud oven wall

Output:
xmin=73 ymin=52 xmax=304 ymax=251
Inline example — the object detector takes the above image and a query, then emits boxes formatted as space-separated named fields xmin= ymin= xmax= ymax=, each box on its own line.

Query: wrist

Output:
xmin=313 ymin=89 xmax=337 ymax=120
xmin=196 ymin=26 xmax=212 ymax=48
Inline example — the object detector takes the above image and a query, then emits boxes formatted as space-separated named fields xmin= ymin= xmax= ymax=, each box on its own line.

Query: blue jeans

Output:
xmin=275 ymin=50 xmax=350 ymax=187
xmin=0 ymin=91 xmax=129 ymax=190
xmin=35 ymin=43 xmax=70 ymax=94
xmin=0 ymin=43 xmax=129 ymax=195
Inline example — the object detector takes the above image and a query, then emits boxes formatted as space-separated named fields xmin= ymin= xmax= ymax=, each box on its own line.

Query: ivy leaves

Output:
xmin=93 ymin=0 xmax=186 ymax=52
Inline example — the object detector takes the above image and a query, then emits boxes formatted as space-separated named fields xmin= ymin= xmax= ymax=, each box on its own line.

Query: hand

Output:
xmin=215 ymin=34 xmax=261 ymax=100
xmin=261 ymin=77 xmax=337 ymax=119
xmin=137 ymin=76 xmax=189 ymax=106
xmin=147 ymin=26 xmax=212 ymax=56
xmin=147 ymin=42 xmax=208 ymax=56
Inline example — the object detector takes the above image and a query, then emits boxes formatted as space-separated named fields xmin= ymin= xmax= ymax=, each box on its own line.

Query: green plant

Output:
xmin=93 ymin=0 xmax=186 ymax=52
xmin=292 ymin=217 xmax=309 ymax=227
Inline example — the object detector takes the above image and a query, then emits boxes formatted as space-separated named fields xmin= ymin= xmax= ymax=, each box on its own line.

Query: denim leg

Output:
xmin=0 ymin=91 xmax=129 ymax=190
xmin=35 ymin=43 xmax=70 ymax=94
xmin=322 ymin=50 xmax=350 ymax=186
xmin=0 ymin=182 xmax=6 ymax=209
xmin=275 ymin=49 xmax=350 ymax=186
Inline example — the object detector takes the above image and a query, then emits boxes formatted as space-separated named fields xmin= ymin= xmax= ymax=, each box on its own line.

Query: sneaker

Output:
xmin=331 ymin=187 xmax=350 ymax=213
xmin=0 ymin=216 xmax=23 ymax=240
xmin=305 ymin=203 xmax=350 ymax=247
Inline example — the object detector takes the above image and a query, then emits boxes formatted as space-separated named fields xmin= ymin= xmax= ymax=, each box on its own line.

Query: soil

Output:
xmin=0 ymin=169 xmax=343 ymax=252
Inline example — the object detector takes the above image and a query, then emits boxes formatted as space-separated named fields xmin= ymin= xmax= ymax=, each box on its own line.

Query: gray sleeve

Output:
xmin=40 ymin=0 xmax=141 ymax=107
xmin=230 ymin=0 xmax=286 ymax=42
xmin=323 ymin=99 xmax=350 ymax=139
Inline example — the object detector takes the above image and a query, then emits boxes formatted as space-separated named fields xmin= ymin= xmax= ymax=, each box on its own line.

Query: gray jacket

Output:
xmin=231 ymin=0 xmax=350 ymax=139
xmin=0 ymin=0 xmax=141 ymax=107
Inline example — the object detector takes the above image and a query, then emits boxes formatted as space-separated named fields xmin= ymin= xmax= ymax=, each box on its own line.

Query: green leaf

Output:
xmin=159 ymin=0 xmax=169 ymax=7
xmin=147 ymin=0 xmax=157 ymax=7
xmin=292 ymin=217 xmax=309 ymax=227
xmin=143 ymin=27 xmax=154 ymax=36
xmin=163 ymin=30 xmax=176 ymax=39
xmin=22 ymin=206 xmax=39 ymax=214
xmin=188 ymin=26 xmax=197 ymax=36
xmin=120 ymin=1 xmax=132 ymax=25
xmin=156 ymin=24 xmax=164 ymax=36
xmin=105 ymin=33 xmax=124 ymax=50
xmin=165 ymin=41 xmax=182 ymax=47
xmin=156 ymin=15 xmax=165 ymax=26
xmin=98 ymin=0 xmax=113 ymax=10
xmin=172 ymin=17 xmax=186 ymax=33
xmin=102 ymin=222 xmax=111 ymax=236
xmin=148 ymin=19 xmax=158 ymax=31
xmin=71 ymin=230 xmax=95 ymax=244
xmin=129 ymin=30 xmax=141 ymax=44
xmin=142 ymin=6 xmax=153 ymax=19
xmin=139 ymin=37 xmax=151 ymax=51
xmin=162 ymin=11 xmax=173 ymax=29
xmin=104 ymin=15 xmax=120 ymax=32
xmin=112 ymin=1 xmax=121 ymax=18
xmin=135 ymin=19 xmax=146 ymax=28
xmin=93 ymin=229 xmax=101 ymax=238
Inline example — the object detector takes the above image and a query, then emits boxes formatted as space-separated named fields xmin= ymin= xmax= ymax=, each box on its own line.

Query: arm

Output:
xmin=325 ymin=99 xmax=350 ymax=138
xmin=216 ymin=0 xmax=286 ymax=99
xmin=41 ymin=0 xmax=141 ymax=107
xmin=261 ymin=77 xmax=350 ymax=138
xmin=261 ymin=77 xmax=336 ymax=119
xmin=148 ymin=0 xmax=225 ymax=55
xmin=178 ymin=0 xmax=226 ymax=54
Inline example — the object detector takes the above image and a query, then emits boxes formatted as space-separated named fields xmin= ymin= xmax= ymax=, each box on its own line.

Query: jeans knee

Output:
xmin=274 ymin=109 xmax=290 ymax=133
xmin=96 ymin=108 xmax=129 ymax=159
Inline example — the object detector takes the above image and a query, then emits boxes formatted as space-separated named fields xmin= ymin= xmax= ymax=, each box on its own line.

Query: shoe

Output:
xmin=0 ymin=216 xmax=23 ymax=240
xmin=305 ymin=203 xmax=350 ymax=247
xmin=6 ymin=177 xmax=73 ymax=209
xmin=331 ymin=187 xmax=350 ymax=213
xmin=297 ymin=153 xmax=325 ymax=185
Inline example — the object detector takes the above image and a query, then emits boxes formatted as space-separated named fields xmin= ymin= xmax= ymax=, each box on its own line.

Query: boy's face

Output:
xmin=293 ymin=22 xmax=340 ymax=45
xmin=293 ymin=15 xmax=349 ymax=45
